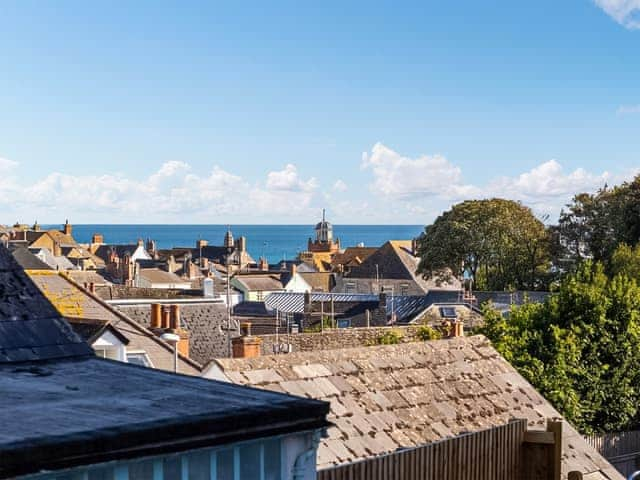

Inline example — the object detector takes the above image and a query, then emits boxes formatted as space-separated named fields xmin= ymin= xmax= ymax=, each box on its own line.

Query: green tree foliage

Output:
xmin=610 ymin=243 xmax=640 ymax=279
xmin=556 ymin=176 xmax=640 ymax=271
xmin=417 ymin=199 xmax=550 ymax=290
xmin=375 ymin=329 xmax=403 ymax=345
xmin=416 ymin=325 xmax=442 ymax=341
xmin=479 ymin=261 xmax=640 ymax=433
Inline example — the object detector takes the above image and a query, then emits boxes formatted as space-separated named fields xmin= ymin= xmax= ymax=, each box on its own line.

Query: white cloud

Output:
xmin=361 ymin=142 xmax=480 ymax=199
xmin=332 ymin=179 xmax=348 ymax=192
xmin=0 ymin=157 xmax=18 ymax=172
xmin=265 ymin=164 xmax=316 ymax=192
xmin=488 ymin=160 xmax=610 ymax=200
xmin=594 ymin=0 xmax=640 ymax=29
xmin=0 ymin=160 xmax=319 ymax=222
xmin=360 ymin=144 xmax=621 ymax=221
xmin=617 ymin=104 xmax=640 ymax=114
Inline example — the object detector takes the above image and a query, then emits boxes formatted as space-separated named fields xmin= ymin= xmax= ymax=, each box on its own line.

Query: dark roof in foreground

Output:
xmin=0 ymin=243 xmax=330 ymax=477
xmin=213 ymin=336 xmax=622 ymax=479
xmin=0 ymin=246 xmax=92 ymax=363
xmin=0 ymin=356 xmax=330 ymax=478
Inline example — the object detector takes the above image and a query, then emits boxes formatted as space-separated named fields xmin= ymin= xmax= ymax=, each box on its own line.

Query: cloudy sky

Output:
xmin=0 ymin=1 xmax=639 ymax=224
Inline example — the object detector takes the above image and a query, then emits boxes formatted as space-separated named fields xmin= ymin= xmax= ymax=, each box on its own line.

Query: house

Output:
xmin=115 ymin=301 xmax=240 ymax=364
xmin=28 ymin=246 xmax=78 ymax=270
xmin=231 ymin=265 xmax=313 ymax=301
xmin=265 ymin=292 xmax=389 ymax=329
xmin=158 ymin=229 xmax=256 ymax=273
xmin=26 ymin=270 xmax=201 ymax=373
xmin=206 ymin=336 xmax=622 ymax=479
xmin=338 ymin=240 xmax=461 ymax=295
xmin=0 ymin=245 xmax=330 ymax=480
xmin=137 ymin=267 xmax=193 ymax=289
xmin=93 ymin=239 xmax=152 ymax=284
xmin=330 ymin=246 xmax=378 ymax=274
xmin=11 ymin=246 xmax=54 ymax=271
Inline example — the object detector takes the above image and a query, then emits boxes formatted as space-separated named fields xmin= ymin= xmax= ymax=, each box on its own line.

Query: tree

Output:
xmin=417 ymin=199 xmax=550 ymax=290
xmin=479 ymin=261 xmax=640 ymax=433
xmin=610 ymin=243 xmax=640 ymax=279
xmin=555 ymin=175 xmax=640 ymax=271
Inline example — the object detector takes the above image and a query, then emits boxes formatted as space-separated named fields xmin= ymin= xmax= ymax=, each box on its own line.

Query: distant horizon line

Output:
xmin=32 ymin=223 xmax=424 ymax=227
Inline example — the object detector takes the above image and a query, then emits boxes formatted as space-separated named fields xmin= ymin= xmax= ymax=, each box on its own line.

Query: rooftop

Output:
xmin=0 ymin=244 xmax=330 ymax=477
xmin=213 ymin=336 xmax=621 ymax=479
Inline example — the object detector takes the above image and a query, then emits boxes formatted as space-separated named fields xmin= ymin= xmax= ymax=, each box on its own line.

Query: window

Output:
xmin=440 ymin=306 xmax=457 ymax=318
xmin=32 ymin=438 xmax=284 ymax=480
xmin=126 ymin=351 xmax=152 ymax=368
xmin=256 ymin=290 xmax=264 ymax=301
xmin=345 ymin=282 xmax=356 ymax=294
xmin=337 ymin=319 xmax=351 ymax=328
xmin=400 ymin=283 xmax=409 ymax=296
xmin=93 ymin=347 xmax=120 ymax=361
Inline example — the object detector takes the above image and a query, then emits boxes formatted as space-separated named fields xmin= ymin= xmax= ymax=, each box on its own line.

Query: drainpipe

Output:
xmin=292 ymin=430 xmax=322 ymax=480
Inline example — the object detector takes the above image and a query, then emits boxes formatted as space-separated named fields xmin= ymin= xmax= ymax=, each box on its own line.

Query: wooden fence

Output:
xmin=584 ymin=430 xmax=640 ymax=477
xmin=318 ymin=419 xmax=565 ymax=480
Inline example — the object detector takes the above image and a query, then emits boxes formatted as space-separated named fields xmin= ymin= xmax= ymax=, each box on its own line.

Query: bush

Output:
xmin=416 ymin=325 xmax=442 ymax=341
xmin=376 ymin=329 xmax=403 ymax=345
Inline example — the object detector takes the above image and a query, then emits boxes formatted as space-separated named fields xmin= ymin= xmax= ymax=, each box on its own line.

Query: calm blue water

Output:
xmin=44 ymin=224 xmax=423 ymax=263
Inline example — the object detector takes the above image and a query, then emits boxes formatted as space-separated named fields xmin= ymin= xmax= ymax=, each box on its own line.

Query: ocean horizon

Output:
xmin=42 ymin=224 xmax=424 ymax=264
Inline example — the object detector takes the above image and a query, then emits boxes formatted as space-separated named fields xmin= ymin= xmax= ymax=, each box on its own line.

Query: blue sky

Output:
xmin=0 ymin=0 xmax=639 ymax=224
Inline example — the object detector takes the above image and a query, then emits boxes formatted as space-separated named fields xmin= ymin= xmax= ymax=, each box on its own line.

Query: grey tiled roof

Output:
xmin=214 ymin=336 xmax=622 ymax=479
xmin=0 ymin=246 xmax=92 ymax=362
xmin=118 ymin=303 xmax=239 ymax=364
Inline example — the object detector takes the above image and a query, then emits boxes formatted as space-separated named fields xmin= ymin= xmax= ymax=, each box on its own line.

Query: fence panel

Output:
xmin=584 ymin=430 xmax=640 ymax=478
xmin=317 ymin=420 xmax=528 ymax=480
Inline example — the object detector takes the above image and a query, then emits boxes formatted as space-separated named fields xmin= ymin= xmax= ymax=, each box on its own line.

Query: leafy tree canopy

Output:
xmin=479 ymin=261 xmax=640 ymax=433
xmin=417 ymin=199 xmax=550 ymax=291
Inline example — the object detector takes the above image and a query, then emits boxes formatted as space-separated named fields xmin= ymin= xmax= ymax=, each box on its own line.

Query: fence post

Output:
xmin=547 ymin=419 xmax=563 ymax=480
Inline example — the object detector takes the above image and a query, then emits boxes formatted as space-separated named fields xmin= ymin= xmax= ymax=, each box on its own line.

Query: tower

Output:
xmin=307 ymin=209 xmax=340 ymax=253
xmin=223 ymin=226 xmax=234 ymax=249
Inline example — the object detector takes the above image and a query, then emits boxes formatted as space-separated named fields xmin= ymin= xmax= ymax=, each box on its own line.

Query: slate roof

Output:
xmin=117 ymin=303 xmax=239 ymax=364
xmin=213 ymin=336 xmax=622 ymax=479
xmin=299 ymin=272 xmax=336 ymax=292
xmin=235 ymin=273 xmax=285 ymax=291
xmin=0 ymin=243 xmax=330 ymax=477
xmin=93 ymin=244 xmax=143 ymax=262
xmin=27 ymin=271 xmax=201 ymax=373
xmin=11 ymin=247 xmax=54 ymax=270
xmin=29 ymin=247 xmax=77 ymax=270
xmin=0 ymin=355 xmax=330 ymax=478
xmin=65 ymin=270 xmax=112 ymax=286
xmin=347 ymin=241 xmax=461 ymax=292
xmin=0 ymin=246 xmax=92 ymax=363
xmin=234 ymin=301 xmax=273 ymax=317
xmin=331 ymin=247 xmax=378 ymax=269
xmin=138 ymin=268 xmax=190 ymax=285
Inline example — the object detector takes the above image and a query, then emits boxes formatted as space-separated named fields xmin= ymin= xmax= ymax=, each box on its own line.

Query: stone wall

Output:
xmin=96 ymin=285 xmax=203 ymax=300
xmin=257 ymin=325 xmax=427 ymax=355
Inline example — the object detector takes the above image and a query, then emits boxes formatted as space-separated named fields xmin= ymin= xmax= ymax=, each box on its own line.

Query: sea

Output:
xmin=47 ymin=224 xmax=424 ymax=264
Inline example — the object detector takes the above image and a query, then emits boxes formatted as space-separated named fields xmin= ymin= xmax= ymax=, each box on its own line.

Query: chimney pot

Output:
xmin=162 ymin=307 xmax=171 ymax=329
xmin=151 ymin=303 xmax=162 ymax=329
xmin=240 ymin=322 xmax=252 ymax=337
xmin=170 ymin=304 xmax=180 ymax=330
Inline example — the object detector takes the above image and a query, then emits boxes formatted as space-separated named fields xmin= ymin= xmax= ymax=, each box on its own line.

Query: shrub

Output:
xmin=376 ymin=329 xmax=403 ymax=345
xmin=416 ymin=325 xmax=442 ymax=341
